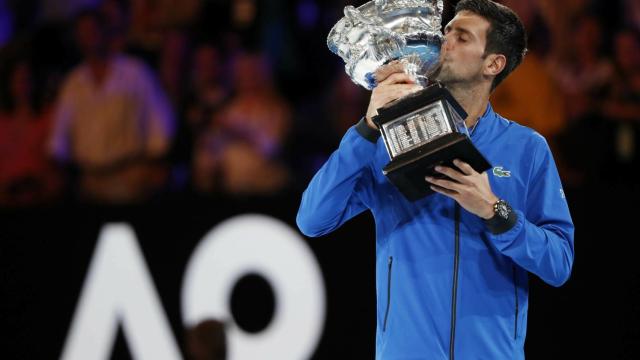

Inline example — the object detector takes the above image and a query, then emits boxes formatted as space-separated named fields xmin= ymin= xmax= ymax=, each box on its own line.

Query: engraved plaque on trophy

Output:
xmin=373 ymin=83 xmax=491 ymax=200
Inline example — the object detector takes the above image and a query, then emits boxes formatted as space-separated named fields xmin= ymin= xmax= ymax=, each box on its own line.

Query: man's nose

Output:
xmin=441 ymin=36 xmax=453 ymax=52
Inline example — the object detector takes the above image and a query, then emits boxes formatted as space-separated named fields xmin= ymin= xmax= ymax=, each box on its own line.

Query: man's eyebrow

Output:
xmin=444 ymin=24 xmax=475 ymax=39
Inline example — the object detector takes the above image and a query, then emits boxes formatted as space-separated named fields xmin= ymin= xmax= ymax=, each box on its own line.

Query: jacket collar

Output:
xmin=468 ymin=102 xmax=495 ymax=140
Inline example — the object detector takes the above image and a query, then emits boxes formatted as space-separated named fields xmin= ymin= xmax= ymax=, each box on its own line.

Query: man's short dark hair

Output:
xmin=455 ymin=0 xmax=527 ymax=91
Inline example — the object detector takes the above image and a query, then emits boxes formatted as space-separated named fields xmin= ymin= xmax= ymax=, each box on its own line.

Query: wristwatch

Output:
xmin=493 ymin=199 xmax=512 ymax=221
xmin=484 ymin=199 xmax=517 ymax=234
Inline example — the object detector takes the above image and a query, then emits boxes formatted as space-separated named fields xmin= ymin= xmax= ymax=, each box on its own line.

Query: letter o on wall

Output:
xmin=181 ymin=214 xmax=326 ymax=359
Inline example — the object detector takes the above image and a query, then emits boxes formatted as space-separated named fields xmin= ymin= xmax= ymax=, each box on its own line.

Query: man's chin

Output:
xmin=432 ymin=68 xmax=462 ymax=87
xmin=433 ymin=75 xmax=453 ymax=86
xmin=429 ymin=64 xmax=455 ymax=85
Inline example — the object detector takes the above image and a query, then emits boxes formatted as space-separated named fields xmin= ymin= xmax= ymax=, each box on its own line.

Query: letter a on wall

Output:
xmin=60 ymin=224 xmax=181 ymax=360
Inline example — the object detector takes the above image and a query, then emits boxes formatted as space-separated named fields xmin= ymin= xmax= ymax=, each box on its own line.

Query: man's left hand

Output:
xmin=425 ymin=159 xmax=498 ymax=220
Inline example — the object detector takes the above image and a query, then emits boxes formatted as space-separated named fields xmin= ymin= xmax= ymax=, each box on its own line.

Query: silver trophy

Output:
xmin=328 ymin=0 xmax=491 ymax=201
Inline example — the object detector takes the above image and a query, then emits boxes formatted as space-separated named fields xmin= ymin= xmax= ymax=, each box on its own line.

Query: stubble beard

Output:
xmin=429 ymin=62 xmax=463 ymax=88
xmin=430 ymin=61 xmax=484 ymax=93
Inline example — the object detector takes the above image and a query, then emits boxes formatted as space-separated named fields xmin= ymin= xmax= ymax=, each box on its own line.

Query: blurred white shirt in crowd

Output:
xmin=49 ymin=54 xmax=174 ymax=203
xmin=50 ymin=54 xmax=174 ymax=168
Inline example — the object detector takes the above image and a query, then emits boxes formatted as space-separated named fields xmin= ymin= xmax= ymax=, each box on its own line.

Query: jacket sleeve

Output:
xmin=486 ymin=136 xmax=575 ymax=287
xmin=296 ymin=119 xmax=379 ymax=237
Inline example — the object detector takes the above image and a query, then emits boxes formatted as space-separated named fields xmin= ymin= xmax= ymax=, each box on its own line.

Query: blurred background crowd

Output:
xmin=0 ymin=0 xmax=638 ymax=207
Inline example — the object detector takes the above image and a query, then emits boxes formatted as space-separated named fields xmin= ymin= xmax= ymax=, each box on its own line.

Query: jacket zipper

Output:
xmin=383 ymin=256 xmax=393 ymax=332
xmin=513 ymin=265 xmax=519 ymax=340
xmin=449 ymin=204 xmax=461 ymax=360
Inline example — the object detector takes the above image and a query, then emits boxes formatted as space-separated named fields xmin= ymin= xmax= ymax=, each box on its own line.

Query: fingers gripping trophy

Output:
xmin=328 ymin=0 xmax=491 ymax=201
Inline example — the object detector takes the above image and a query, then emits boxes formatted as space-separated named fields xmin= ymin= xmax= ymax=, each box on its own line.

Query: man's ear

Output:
xmin=484 ymin=54 xmax=507 ymax=77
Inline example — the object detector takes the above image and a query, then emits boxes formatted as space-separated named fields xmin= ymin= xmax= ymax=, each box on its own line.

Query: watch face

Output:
xmin=495 ymin=200 xmax=510 ymax=220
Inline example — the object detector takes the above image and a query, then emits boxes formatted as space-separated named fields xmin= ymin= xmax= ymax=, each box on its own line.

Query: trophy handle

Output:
xmin=344 ymin=6 xmax=375 ymax=26
xmin=428 ymin=0 xmax=445 ymax=31
xmin=436 ymin=0 xmax=444 ymax=15
xmin=374 ymin=0 xmax=388 ymax=14
xmin=375 ymin=0 xmax=444 ymax=16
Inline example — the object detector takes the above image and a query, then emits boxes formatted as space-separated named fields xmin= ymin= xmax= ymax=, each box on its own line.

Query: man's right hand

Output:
xmin=365 ymin=63 xmax=423 ymax=130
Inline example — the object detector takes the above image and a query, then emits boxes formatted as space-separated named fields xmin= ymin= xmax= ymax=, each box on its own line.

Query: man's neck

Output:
xmin=446 ymin=83 xmax=491 ymax=128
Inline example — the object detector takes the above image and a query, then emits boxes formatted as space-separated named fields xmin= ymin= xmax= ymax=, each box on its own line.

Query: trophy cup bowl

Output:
xmin=328 ymin=0 xmax=491 ymax=201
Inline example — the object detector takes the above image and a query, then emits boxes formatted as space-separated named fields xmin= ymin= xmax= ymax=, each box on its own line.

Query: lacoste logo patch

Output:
xmin=492 ymin=166 xmax=511 ymax=178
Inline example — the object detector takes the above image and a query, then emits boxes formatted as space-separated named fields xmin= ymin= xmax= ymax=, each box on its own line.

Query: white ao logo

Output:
xmin=61 ymin=215 xmax=326 ymax=360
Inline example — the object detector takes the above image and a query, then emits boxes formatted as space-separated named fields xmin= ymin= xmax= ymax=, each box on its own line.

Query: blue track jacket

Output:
xmin=297 ymin=104 xmax=574 ymax=359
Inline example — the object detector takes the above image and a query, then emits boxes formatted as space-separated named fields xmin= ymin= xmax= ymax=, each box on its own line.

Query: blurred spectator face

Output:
xmin=575 ymin=17 xmax=602 ymax=58
xmin=75 ymin=14 xmax=107 ymax=57
xmin=625 ymin=0 xmax=640 ymax=32
xmin=160 ymin=30 xmax=188 ymax=104
xmin=232 ymin=0 xmax=257 ymax=28
xmin=101 ymin=0 xmax=127 ymax=33
xmin=232 ymin=53 xmax=270 ymax=93
xmin=10 ymin=62 xmax=31 ymax=103
xmin=162 ymin=31 xmax=188 ymax=70
xmin=101 ymin=0 xmax=129 ymax=52
xmin=161 ymin=31 xmax=188 ymax=77
xmin=193 ymin=45 xmax=222 ymax=85
xmin=615 ymin=31 xmax=640 ymax=72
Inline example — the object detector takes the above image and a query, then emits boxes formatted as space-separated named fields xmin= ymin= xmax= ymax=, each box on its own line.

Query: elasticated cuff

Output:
xmin=355 ymin=117 xmax=380 ymax=143
xmin=484 ymin=210 xmax=518 ymax=235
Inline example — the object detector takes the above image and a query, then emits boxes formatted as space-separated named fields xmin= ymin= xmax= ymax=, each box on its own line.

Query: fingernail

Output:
xmin=434 ymin=166 xmax=441 ymax=171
